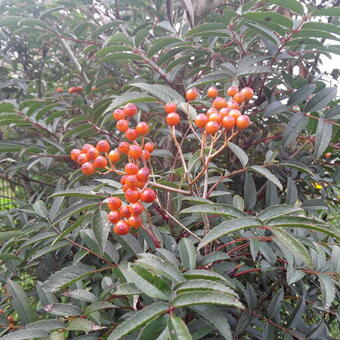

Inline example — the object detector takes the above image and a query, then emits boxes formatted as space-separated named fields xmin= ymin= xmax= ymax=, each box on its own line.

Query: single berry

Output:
xmin=212 ymin=97 xmax=228 ymax=110
xmin=186 ymin=88 xmax=198 ymax=101
xmin=96 ymin=140 xmax=110 ymax=153
xmin=140 ymin=188 xmax=157 ymax=203
xmin=118 ymin=142 xmax=130 ymax=154
xmin=222 ymin=116 xmax=235 ymax=130
xmin=108 ymin=197 xmax=122 ymax=211
xmin=207 ymin=107 xmax=218 ymax=117
xmin=233 ymin=92 xmax=245 ymax=104
xmin=82 ymin=144 xmax=94 ymax=153
xmin=7 ymin=316 xmax=14 ymax=322
xmin=86 ymin=147 xmax=100 ymax=161
xmin=195 ymin=113 xmax=208 ymax=128
xmin=219 ymin=107 xmax=230 ymax=117
xmin=68 ymin=87 xmax=75 ymax=94
xmin=108 ymin=149 xmax=120 ymax=163
xmin=207 ymin=86 xmax=218 ymax=98
xmin=124 ymin=103 xmax=138 ymax=116
xmin=240 ymin=87 xmax=254 ymax=101
xmin=114 ymin=220 xmax=130 ymax=235
xmin=227 ymin=101 xmax=240 ymax=110
xmin=125 ymin=175 xmax=138 ymax=188
xmin=116 ymin=119 xmax=129 ymax=133
xmin=56 ymin=87 xmax=64 ymax=93
xmin=70 ymin=148 xmax=81 ymax=162
xmin=108 ymin=211 xmax=120 ymax=224
xmin=127 ymin=215 xmax=142 ymax=228
xmin=91 ymin=86 xmax=97 ymax=91
xmin=125 ymin=188 xmax=140 ymax=203
xmin=166 ymin=112 xmax=180 ymax=126
xmin=125 ymin=163 xmax=138 ymax=175
xmin=208 ymin=112 xmax=222 ymax=124
xmin=125 ymin=128 xmax=138 ymax=141
xmin=81 ymin=162 xmax=95 ymax=175
xmin=236 ymin=115 xmax=250 ymax=129
xmin=137 ymin=167 xmax=150 ymax=182
xmin=120 ymin=175 xmax=127 ymax=185
xmin=77 ymin=153 xmax=89 ymax=165
xmin=142 ymin=149 xmax=151 ymax=160
xmin=205 ymin=121 xmax=219 ymax=134
xmin=227 ymin=86 xmax=238 ymax=97
xmin=144 ymin=142 xmax=155 ymax=153
xmin=128 ymin=145 xmax=143 ymax=159
xmin=93 ymin=155 xmax=108 ymax=169
xmin=130 ymin=202 xmax=144 ymax=215
xmin=229 ymin=109 xmax=241 ymax=120
xmin=119 ymin=205 xmax=131 ymax=218
xmin=113 ymin=108 xmax=125 ymax=120
xmin=164 ymin=103 xmax=177 ymax=113
xmin=325 ymin=152 xmax=332 ymax=159
xmin=122 ymin=184 xmax=129 ymax=192
xmin=136 ymin=122 xmax=149 ymax=135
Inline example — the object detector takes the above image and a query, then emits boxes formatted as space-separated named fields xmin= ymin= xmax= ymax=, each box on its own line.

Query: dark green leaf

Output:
xmin=249 ymin=165 xmax=282 ymax=191
xmin=304 ymin=87 xmax=337 ymax=113
xmin=178 ymin=238 xmax=196 ymax=270
xmin=228 ymin=142 xmax=248 ymax=167
xmin=168 ymin=316 xmax=192 ymax=340
xmin=314 ymin=118 xmax=332 ymax=158
xmin=288 ymin=84 xmax=316 ymax=106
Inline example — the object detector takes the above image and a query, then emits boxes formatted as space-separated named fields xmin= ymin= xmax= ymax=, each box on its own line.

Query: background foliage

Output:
xmin=0 ymin=0 xmax=339 ymax=339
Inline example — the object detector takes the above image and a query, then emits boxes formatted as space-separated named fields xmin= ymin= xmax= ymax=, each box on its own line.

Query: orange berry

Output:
xmin=93 ymin=156 xmax=108 ymax=169
xmin=212 ymin=97 xmax=228 ymax=110
xmin=164 ymin=103 xmax=177 ymax=113
xmin=137 ymin=180 xmax=146 ymax=188
xmin=125 ymin=188 xmax=140 ymax=203
xmin=222 ymin=116 xmax=235 ymax=130
xmin=166 ymin=112 xmax=180 ymax=126
xmin=0 ymin=309 xmax=4 ymax=314
xmin=233 ymin=92 xmax=245 ymax=104
xmin=70 ymin=148 xmax=81 ymax=162
xmin=125 ymin=128 xmax=138 ymax=141
xmin=119 ymin=205 xmax=131 ymax=218
xmin=9 ymin=323 xmax=15 ymax=328
xmin=113 ymin=108 xmax=125 ymax=120
xmin=56 ymin=87 xmax=64 ymax=93
xmin=82 ymin=144 xmax=94 ymax=153
xmin=219 ymin=107 xmax=230 ymax=117
xmin=144 ymin=142 xmax=154 ymax=153
xmin=208 ymin=113 xmax=222 ymax=124
xmin=124 ymin=103 xmax=137 ymax=117
xmin=120 ymin=175 xmax=127 ymax=185
xmin=118 ymin=142 xmax=130 ymax=154
xmin=128 ymin=145 xmax=142 ymax=159
xmin=194 ymin=114 xmax=208 ymax=128
xmin=142 ymin=149 xmax=151 ymax=160
xmin=325 ymin=152 xmax=332 ymax=159
xmin=116 ymin=119 xmax=129 ymax=133
xmin=96 ymin=140 xmax=110 ymax=153
xmin=7 ymin=316 xmax=14 ymax=322
xmin=77 ymin=153 xmax=89 ymax=165
xmin=68 ymin=87 xmax=75 ymax=94
xmin=87 ymin=147 xmax=100 ymax=161
xmin=108 ymin=197 xmax=122 ymax=211
xmin=108 ymin=149 xmax=120 ymax=163
xmin=127 ymin=215 xmax=142 ymax=228
xmin=130 ymin=202 xmax=144 ymax=216
xmin=108 ymin=211 xmax=120 ymax=224
xmin=125 ymin=175 xmax=138 ymax=188
xmin=227 ymin=86 xmax=238 ymax=97
xmin=236 ymin=115 xmax=250 ymax=129
xmin=137 ymin=167 xmax=150 ymax=182
xmin=91 ymin=86 xmax=97 ymax=91
xmin=113 ymin=220 xmax=130 ymax=235
xmin=81 ymin=162 xmax=95 ymax=175
xmin=207 ymin=86 xmax=218 ymax=98
xmin=136 ymin=122 xmax=149 ymax=135
xmin=186 ymin=88 xmax=198 ymax=101
xmin=227 ymin=101 xmax=240 ymax=110
xmin=229 ymin=109 xmax=241 ymax=120
xmin=76 ymin=86 xmax=83 ymax=92
xmin=240 ymin=87 xmax=254 ymax=101
xmin=125 ymin=163 xmax=138 ymax=175
xmin=205 ymin=121 xmax=219 ymax=134
xmin=140 ymin=188 xmax=157 ymax=203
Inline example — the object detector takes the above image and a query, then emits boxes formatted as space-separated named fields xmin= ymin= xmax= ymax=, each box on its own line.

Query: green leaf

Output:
xmin=264 ymin=101 xmax=288 ymax=117
xmin=279 ymin=161 xmax=314 ymax=177
xmin=317 ymin=274 xmax=336 ymax=308
xmin=99 ymin=53 xmax=141 ymax=62
xmin=190 ymin=305 xmax=233 ymax=340
xmin=246 ymin=23 xmax=280 ymax=46
xmin=302 ymin=22 xmax=340 ymax=35
xmin=249 ymin=165 xmax=282 ymax=191
xmin=44 ymin=303 xmax=81 ymax=316
xmin=96 ymin=45 xmax=133 ymax=57
xmin=108 ymin=302 xmax=169 ymax=340
xmin=180 ymin=203 xmax=246 ymax=218
xmin=92 ymin=210 xmax=110 ymax=254
xmin=314 ymin=118 xmax=332 ymax=158
xmin=189 ymin=70 xmax=235 ymax=88
xmin=173 ymin=291 xmax=243 ymax=309
xmin=49 ymin=188 xmax=106 ymax=199
xmin=312 ymin=7 xmax=340 ymax=17
xmin=131 ymin=83 xmax=184 ymax=103
xmin=67 ymin=318 xmax=96 ymax=332
xmin=263 ymin=0 xmax=304 ymax=15
xmin=178 ymin=238 xmax=196 ymax=270
xmin=138 ymin=317 xmax=167 ymax=340
xmin=7 ymin=280 xmax=37 ymax=324
xmin=304 ymin=87 xmax=337 ymax=113
xmin=228 ymin=142 xmax=248 ymax=167
xmin=288 ymin=84 xmax=316 ymax=106
xmin=25 ymin=319 xmax=65 ymax=331
xmin=256 ymin=204 xmax=302 ymax=222
xmin=186 ymin=23 xmax=228 ymax=36
xmin=85 ymin=301 xmax=116 ymax=314
xmin=272 ymin=229 xmax=312 ymax=267
xmin=114 ymin=282 xmax=142 ymax=295
xmin=243 ymin=11 xmax=293 ymax=28
xmin=51 ymin=216 xmax=86 ymax=246
xmin=183 ymin=270 xmax=235 ymax=287
xmin=1 ymin=329 xmax=49 ymax=340
xmin=0 ymin=253 xmax=20 ymax=260
xmin=0 ymin=230 xmax=25 ymax=241
xmin=168 ymin=316 xmax=192 ymax=340
xmin=198 ymin=217 xmax=262 ymax=250
xmin=148 ymin=37 xmax=184 ymax=57
xmin=283 ymin=112 xmax=308 ymax=146
xmin=294 ymin=29 xmax=339 ymax=41
xmin=63 ymin=289 xmax=97 ymax=303
xmin=244 ymin=172 xmax=256 ymax=210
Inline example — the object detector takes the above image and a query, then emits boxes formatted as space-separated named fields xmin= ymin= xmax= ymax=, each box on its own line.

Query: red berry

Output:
xmin=207 ymin=86 xmax=218 ymax=98
xmin=82 ymin=144 xmax=94 ymax=153
xmin=86 ymin=147 xmax=100 ymax=161
xmin=212 ymin=97 xmax=227 ymax=110
xmin=81 ymin=162 xmax=95 ymax=175
xmin=125 ymin=175 xmax=138 ymax=188
xmin=120 ymin=175 xmax=127 ymax=185
xmin=236 ymin=115 xmax=250 ymax=129
xmin=144 ymin=142 xmax=155 ymax=153
xmin=119 ymin=205 xmax=131 ymax=218
xmin=227 ymin=86 xmax=238 ymax=97
xmin=113 ymin=108 xmax=125 ymax=120
xmin=108 ymin=211 xmax=120 ymax=224
xmin=114 ymin=220 xmax=130 ymax=235
xmin=140 ymin=188 xmax=156 ymax=203
xmin=96 ymin=140 xmax=110 ymax=153
xmin=108 ymin=197 xmax=122 ymax=211
xmin=7 ymin=316 xmax=14 ymax=322
xmin=116 ymin=119 xmax=129 ymax=133
xmin=130 ymin=202 xmax=144 ymax=215
xmin=123 ymin=103 xmax=137 ymax=117
xmin=70 ymin=148 xmax=81 ymax=162
xmin=186 ymin=88 xmax=198 ymax=101
xmin=93 ymin=156 xmax=108 ymax=169
xmin=77 ymin=153 xmax=89 ymax=165
xmin=137 ymin=167 xmax=150 ymax=182
xmin=142 ymin=149 xmax=151 ymax=160
xmin=125 ymin=163 xmax=138 ymax=175
xmin=205 ymin=121 xmax=219 ymax=135
xmin=125 ymin=128 xmax=137 ymax=141
xmin=128 ymin=145 xmax=143 ymax=159
xmin=127 ymin=215 xmax=142 ymax=228
xmin=108 ymin=149 xmax=120 ymax=163
xmin=164 ymin=103 xmax=177 ymax=113
xmin=240 ymin=87 xmax=254 ymax=101
xmin=125 ymin=188 xmax=140 ymax=203
xmin=118 ymin=142 xmax=130 ymax=154
xmin=194 ymin=113 xmax=208 ymax=128
xmin=136 ymin=122 xmax=149 ymax=135
xmin=222 ymin=116 xmax=235 ymax=130
xmin=166 ymin=112 xmax=180 ymax=126
xmin=325 ymin=152 xmax=332 ymax=159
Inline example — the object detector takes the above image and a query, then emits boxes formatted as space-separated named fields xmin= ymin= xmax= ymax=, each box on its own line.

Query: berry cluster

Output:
xmin=69 ymin=102 xmax=157 ymax=235
xmin=0 ymin=310 xmax=15 ymax=329
xmin=67 ymin=86 xmax=83 ymax=94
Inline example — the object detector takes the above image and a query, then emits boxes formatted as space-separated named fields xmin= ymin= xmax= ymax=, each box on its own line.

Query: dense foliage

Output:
xmin=0 ymin=0 xmax=339 ymax=339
